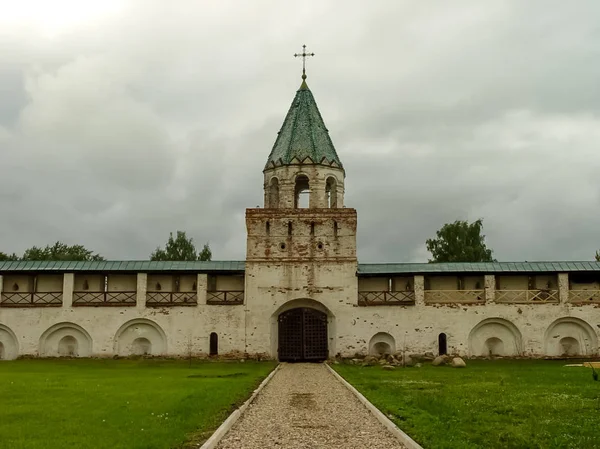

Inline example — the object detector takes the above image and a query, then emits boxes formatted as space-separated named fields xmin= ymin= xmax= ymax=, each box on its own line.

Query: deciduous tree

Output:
xmin=0 ymin=252 xmax=19 ymax=261
xmin=426 ymin=219 xmax=495 ymax=263
xmin=150 ymin=231 xmax=212 ymax=261
xmin=21 ymin=242 xmax=104 ymax=261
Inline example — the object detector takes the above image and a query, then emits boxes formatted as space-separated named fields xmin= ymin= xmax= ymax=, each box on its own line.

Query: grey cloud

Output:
xmin=1 ymin=0 xmax=600 ymax=263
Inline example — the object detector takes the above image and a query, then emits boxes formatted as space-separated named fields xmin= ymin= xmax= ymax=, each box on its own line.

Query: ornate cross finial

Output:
xmin=294 ymin=44 xmax=314 ymax=80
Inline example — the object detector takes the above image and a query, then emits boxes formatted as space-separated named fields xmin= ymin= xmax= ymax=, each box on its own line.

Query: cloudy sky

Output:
xmin=1 ymin=0 xmax=600 ymax=263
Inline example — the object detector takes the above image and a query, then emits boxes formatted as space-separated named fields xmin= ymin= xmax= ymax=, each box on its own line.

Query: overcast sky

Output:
xmin=1 ymin=1 xmax=600 ymax=263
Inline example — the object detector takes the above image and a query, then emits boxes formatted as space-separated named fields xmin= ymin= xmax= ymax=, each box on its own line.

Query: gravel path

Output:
xmin=215 ymin=363 xmax=406 ymax=449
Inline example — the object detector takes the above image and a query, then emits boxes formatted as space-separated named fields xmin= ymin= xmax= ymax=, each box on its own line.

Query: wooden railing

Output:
xmin=206 ymin=291 xmax=244 ymax=305
xmin=424 ymin=290 xmax=485 ymax=304
xmin=358 ymin=291 xmax=415 ymax=306
xmin=73 ymin=291 xmax=136 ymax=306
xmin=495 ymin=289 xmax=559 ymax=303
xmin=146 ymin=291 xmax=197 ymax=307
xmin=0 ymin=292 xmax=63 ymax=307
xmin=569 ymin=290 xmax=600 ymax=304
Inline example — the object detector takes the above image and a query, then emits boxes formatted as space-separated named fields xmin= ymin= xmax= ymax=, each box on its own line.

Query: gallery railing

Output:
xmin=424 ymin=290 xmax=485 ymax=304
xmin=358 ymin=291 xmax=415 ymax=306
xmin=146 ymin=291 xmax=198 ymax=307
xmin=569 ymin=290 xmax=600 ymax=304
xmin=495 ymin=289 xmax=559 ymax=304
xmin=0 ymin=292 xmax=63 ymax=307
xmin=72 ymin=291 xmax=137 ymax=306
xmin=206 ymin=291 xmax=244 ymax=305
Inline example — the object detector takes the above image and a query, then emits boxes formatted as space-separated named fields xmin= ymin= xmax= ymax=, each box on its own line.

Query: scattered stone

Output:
xmin=451 ymin=357 xmax=466 ymax=368
xmin=414 ymin=363 xmax=422 ymax=368
xmin=432 ymin=356 xmax=446 ymax=366
xmin=364 ymin=355 xmax=378 ymax=364
xmin=378 ymin=358 xmax=387 ymax=365
xmin=381 ymin=365 xmax=395 ymax=371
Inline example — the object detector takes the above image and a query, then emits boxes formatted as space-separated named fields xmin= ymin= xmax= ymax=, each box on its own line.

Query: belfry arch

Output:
xmin=326 ymin=176 xmax=338 ymax=208
xmin=268 ymin=177 xmax=280 ymax=208
xmin=294 ymin=174 xmax=310 ymax=208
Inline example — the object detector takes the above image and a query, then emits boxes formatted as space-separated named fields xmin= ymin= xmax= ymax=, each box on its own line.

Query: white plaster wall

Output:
xmin=2 ymin=271 xmax=600 ymax=359
xmin=0 ymin=300 xmax=245 ymax=358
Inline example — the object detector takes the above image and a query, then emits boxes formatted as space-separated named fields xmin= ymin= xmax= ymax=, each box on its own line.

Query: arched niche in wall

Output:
xmin=39 ymin=322 xmax=93 ymax=358
xmin=544 ymin=317 xmax=598 ymax=357
xmin=368 ymin=332 xmax=396 ymax=356
xmin=0 ymin=324 xmax=19 ymax=360
xmin=114 ymin=318 xmax=167 ymax=356
xmin=468 ymin=318 xmax=522 ymax=357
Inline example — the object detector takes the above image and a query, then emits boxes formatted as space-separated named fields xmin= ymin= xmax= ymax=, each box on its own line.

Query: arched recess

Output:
xmin=270 ymin=298 xmax=335 ymax=360
xmin=209 ymin=332 xmax=218 ymax=356
xmin=294 ymin=174 xmax=310 ymax=208
xmin=325 ymin=176 xmax=338 ymax=208
xmin=0 ymin=324 xmax=19 ymax=360
xmin=39 ymin=322 xmax=93 ymax=357
xmin=268 ymin=177 xmax=280 ymax=208
xmin=114 ymin=318 xmax=167 ymax=356
xmin=369 ymin=332 xmax=395 ymax=356
xmin=468 ymin=318 xmax=523 ymax=357
xmin=544 ymin=317 xmax=598 ymax=357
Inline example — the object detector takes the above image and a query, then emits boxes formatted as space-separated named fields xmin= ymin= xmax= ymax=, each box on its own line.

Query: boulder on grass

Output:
xmin=432 ymin=356 xmax=447 ymax=366
xmin=451 ymin=357 xmax=466 ymax=368
xmin=382 ymin=364 xmax=395 ymax=370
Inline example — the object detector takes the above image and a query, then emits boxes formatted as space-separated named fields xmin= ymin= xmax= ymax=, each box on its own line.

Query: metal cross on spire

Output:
xmin=294 ymin=44 xmax=314 ymax=80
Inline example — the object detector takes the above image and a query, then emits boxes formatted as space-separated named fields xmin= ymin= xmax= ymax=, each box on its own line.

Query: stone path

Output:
xmin=215 ymin=363 xmax=406 ymax=449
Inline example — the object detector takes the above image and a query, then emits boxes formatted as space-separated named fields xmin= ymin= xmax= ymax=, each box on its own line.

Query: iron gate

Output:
xmin=278 ymin=308 xmax=328 ymax=362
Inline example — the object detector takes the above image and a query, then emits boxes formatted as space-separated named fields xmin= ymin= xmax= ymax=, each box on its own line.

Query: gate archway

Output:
xmin=278 ymin=308 xmax=328 ymax=362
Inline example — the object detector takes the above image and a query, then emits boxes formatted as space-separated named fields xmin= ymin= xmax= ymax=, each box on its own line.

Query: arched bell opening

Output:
xmin=294 ymin=174 xmax=310 ymax=208
xmin=268 ymin=177 xmax=280 ymax=208
xmin=326 ymin=176 xmax=338 ymax=208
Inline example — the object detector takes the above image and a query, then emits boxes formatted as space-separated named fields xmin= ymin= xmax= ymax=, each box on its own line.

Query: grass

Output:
xmin=0 ymin=358 xmax=276 ymax=449
xmin=333 ymin=359 xmax=600 ymax=449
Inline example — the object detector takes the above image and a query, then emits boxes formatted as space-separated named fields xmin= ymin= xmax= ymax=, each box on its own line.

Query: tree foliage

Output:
xmin=0 ymin=252 xmax=19 ymax=261
xmin=21 ymin=242 xmax=105 ymax=261
xmin=596 ymin=251 xmax=600 ymax=262
xmin=150 ymin=231 xmax=212 ymax=261
xmin=426 ymin=219 xmax=495 ymax=263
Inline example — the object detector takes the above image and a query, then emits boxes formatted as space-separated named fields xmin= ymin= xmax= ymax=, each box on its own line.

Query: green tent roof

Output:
xmin=265 ymin=80 xmax=342 ymax=169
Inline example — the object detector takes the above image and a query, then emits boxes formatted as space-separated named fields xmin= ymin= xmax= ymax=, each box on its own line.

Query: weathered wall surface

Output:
xmin=1 ymin=273 xmax=600 ymax=359
xmin=0 ymin=273 xmax=246 ymax=360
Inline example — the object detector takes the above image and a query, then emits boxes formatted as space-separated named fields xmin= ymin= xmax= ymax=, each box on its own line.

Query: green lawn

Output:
xmin=0 ymin=359 xmax=276 ymax=449
xmin=333 ymin=360 xmax=600 ymax=449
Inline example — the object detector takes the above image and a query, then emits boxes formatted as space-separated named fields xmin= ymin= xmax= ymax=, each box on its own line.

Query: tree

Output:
xmin=426 ymin=219 xmax=495 ymax=263
xmin=21 ymin=242 xmax=104 ymax=261
xmin=198 ymin=243 xmax=212 ymax=261
xmin=150 ymin=231 xmax=212 ymax=261
xmin=0 ymin=252 xmax=19 ymax=261
xmin=595 ymin=251 xmax=600 ymax=262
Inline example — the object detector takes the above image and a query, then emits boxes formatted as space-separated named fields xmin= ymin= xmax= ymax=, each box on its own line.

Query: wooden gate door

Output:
xmin=278 ymin=308 xmax=328 ymax=362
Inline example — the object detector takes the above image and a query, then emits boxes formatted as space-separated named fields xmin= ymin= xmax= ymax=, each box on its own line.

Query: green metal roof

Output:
xmin=265 ymin=80 xmax=342 ymax=169
xmin=357 ymin=262 xmax=600 ymax=275
xmin=1 ymin=260 xmax=600 ymax=275
xmin=0 ymin=260 xmax=245 ymax=273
